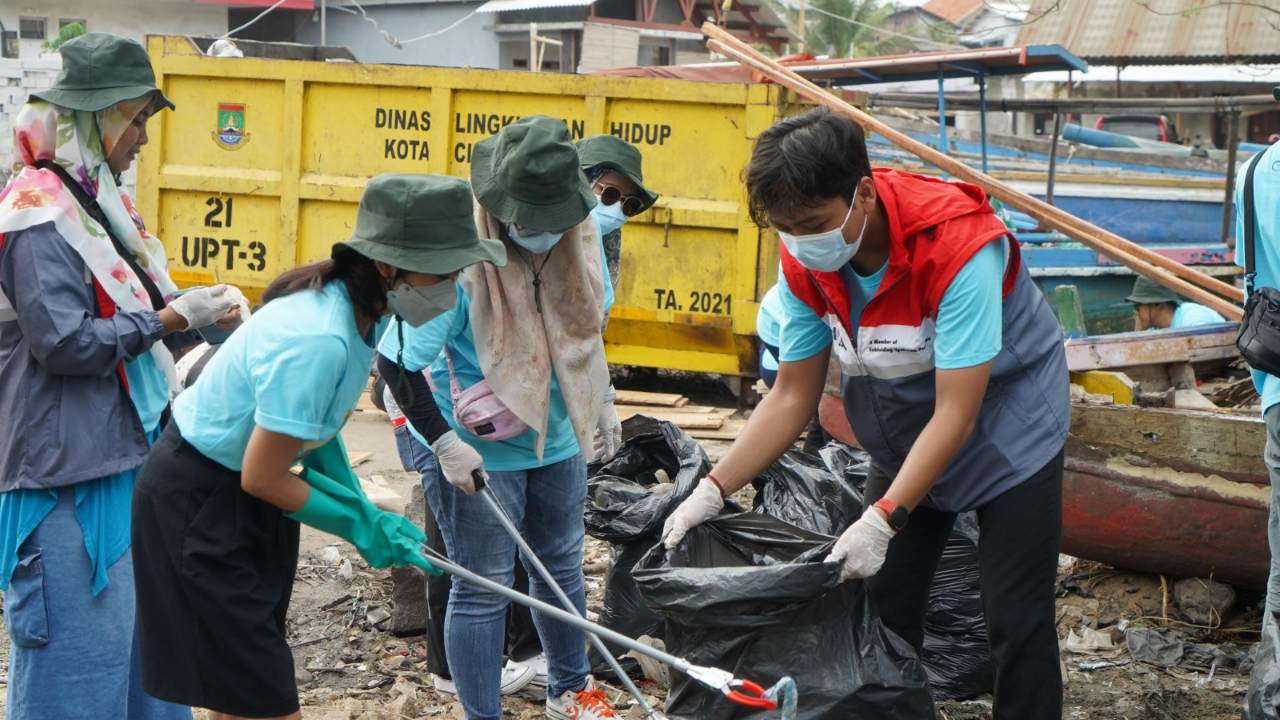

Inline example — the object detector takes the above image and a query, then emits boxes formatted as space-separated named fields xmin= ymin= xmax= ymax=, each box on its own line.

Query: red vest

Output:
xmin=779 ymin=168 xmax=1016 ymax=336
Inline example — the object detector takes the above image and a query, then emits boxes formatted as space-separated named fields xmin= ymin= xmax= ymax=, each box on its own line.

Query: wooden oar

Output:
xmin=702 ymin=24 xmax=1245 ymax=322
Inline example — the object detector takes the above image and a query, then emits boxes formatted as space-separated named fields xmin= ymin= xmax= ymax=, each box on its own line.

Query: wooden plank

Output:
xmin=1063 ymin=324 xmax=1240 ymax=372
xmin=614 ymin=390 xmax=689 ymax=407
xmin=1069 ymin=403 xmax=1265 ymax=482
xmin=616 ymin=403 xmax=720 ymax=415
xmin=616 ymin=408 xmax=726 ymax=429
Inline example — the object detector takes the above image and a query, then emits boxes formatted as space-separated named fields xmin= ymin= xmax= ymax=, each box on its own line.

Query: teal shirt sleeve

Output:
xmin=378 ymin=285 xmax=467 ymax=372
xmin=934 ymin=239 xmax=1004 ymax=370
xmin=1171 ymin=303 xmax=1227 ymax=328
xmin=250 ymin=333 xmax=350 ymax=440
xmin=776 ymin=269 xmax=833 ymax=362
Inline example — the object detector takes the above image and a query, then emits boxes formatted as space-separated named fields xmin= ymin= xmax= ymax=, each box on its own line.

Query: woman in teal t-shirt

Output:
xmin=130 ymin=174 xmax=505 ymax=720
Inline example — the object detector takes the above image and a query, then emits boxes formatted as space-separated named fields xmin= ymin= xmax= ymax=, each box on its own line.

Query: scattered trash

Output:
xmin=319 ymin=546 xmax=343 ymax=564
xmin=1066 ymin=627 xmax=1117 ymax=654
xmin=634 ymin=513 xmax=934 ymax=719
xmin=1127 ymin=627 xmax=1186 ymax=667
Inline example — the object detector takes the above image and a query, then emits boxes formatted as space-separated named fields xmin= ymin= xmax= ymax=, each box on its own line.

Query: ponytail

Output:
xmin=262 ymin=245 xmax=388 ymax=323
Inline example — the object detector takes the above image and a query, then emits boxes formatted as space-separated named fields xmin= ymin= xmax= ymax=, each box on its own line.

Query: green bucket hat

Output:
xmin=338 ymin=174 xmax=507 ymax=275
xmin=1125 ymin=275 xmax=1180 ymax=305
xmin=470 ymin=116 xmax=596 ymax=234
xmin=31 ymin=32 xmax=175 ymax=113
xmin=577 ymin=134 xmax=659 ymax=213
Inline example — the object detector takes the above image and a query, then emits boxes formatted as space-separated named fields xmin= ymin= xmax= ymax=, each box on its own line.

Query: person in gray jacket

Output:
xmin=0 ymin=34 xmax=237 ymax=719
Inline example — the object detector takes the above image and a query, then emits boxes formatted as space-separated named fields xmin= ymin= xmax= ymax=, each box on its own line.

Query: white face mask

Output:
xmin=777 ymin=194 xmax=867 ymax=272
xmin=508 ymin=224 xmax=564 ymax=254
xmin=387 ymin=279 xmax=456 ymax=327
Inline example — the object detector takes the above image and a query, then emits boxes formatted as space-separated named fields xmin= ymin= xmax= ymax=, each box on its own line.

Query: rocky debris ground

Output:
xmin=0 ymin=407 xmax=1265 ymax=719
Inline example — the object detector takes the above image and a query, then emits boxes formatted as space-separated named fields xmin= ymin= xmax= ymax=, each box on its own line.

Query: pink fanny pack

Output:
xmin=444 ymin=348 xmax=529 ymax=441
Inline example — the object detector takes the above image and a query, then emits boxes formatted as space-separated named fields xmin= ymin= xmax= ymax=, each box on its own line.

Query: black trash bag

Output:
xmin=921 ymin=512 xmax=993 ymax=701
xmin=634 ymin=513 xmax=935 ymax=720
xmin=585 ymin=415 xmax=727 ymax=678
xmin=1246 ymin=611 xmax=1280 ymax=720
xmin=750 ymin=449 xmax=864 ymax=536
xmin=751 ymin=442 xmax=991 ymax=702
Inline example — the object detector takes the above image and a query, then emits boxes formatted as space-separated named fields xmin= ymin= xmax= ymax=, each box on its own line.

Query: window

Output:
xmin=59 ymin=19 xmax=86 ymax=32
xmin=19 ymin=17 xmax=46 ymax=40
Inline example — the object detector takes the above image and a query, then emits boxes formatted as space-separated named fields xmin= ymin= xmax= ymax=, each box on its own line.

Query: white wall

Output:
xmin=293 ymin=3 xmax=500 ymax=68
xmin=2 ymin=0 xmax=227 ymax=60
xmin=0 ymin=0 xmax=223 ymax=182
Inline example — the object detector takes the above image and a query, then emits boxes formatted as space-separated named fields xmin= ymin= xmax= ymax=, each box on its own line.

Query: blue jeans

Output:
xmin=4 ymin=488 xmax=190 ymax=720
xmin=421 ymin=454 xmax=591 ymax=720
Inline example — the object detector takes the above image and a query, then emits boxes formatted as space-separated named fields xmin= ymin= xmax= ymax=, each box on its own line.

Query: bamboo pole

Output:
xmin=702 ymin=26 xmax=1245 ymax=322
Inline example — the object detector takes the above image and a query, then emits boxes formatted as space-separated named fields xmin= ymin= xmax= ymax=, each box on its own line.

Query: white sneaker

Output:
xmin=501 ymin=659 xmax=538 ymax=695
xmin=545 ymin=677 xmax=617 ymax=719
xmin=433 ymin=665 xmax=535 ymax=696
xmin=432 ymin=674 xmax=456 ymax=695
xmin=512 ymin=653 xmax=549 ymax=688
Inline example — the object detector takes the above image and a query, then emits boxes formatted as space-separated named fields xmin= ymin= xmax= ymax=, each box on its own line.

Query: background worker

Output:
xmin=662 ymin=107 xmax=1070 ymax=719
xmin=1127 ymin=275 xmax=1226 ymax=330
xmin=131 ymin=173 xmax=503 ymax=720
xmin=0 ymin=33 xmax=238 ymax=720
xmin=378 ymin=116 xmax=618 ymax=720
xmin=577 ymin=134 xmax=660 ymax=294
xmin=1238 ymin=117 xmax=1280 ymax=716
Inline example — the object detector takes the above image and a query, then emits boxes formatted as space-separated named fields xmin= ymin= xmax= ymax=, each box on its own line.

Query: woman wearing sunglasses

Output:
xmin=576 ymin=135 xmax=659 ymax=293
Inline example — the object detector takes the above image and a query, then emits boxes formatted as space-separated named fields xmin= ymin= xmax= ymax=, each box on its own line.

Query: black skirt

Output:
xmin=132 ymin=423 xmax=301 ymax=717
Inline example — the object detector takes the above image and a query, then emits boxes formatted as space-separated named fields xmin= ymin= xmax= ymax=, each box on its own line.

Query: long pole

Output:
xmin=702 ymin=23 xmax=1244 ymax=320
xmin=320 ymin=0 xmax=327 ymax=45
xmin=1046 ymin=112 xmax=1063 ymax=205
xmin=476 ymin=486 xmax=663 ymax=719
xmin=1221 ymin=112 xmax=1241 ymax=249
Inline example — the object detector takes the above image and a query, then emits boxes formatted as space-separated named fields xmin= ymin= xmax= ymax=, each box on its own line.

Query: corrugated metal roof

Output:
xmin=475 ymin=0 xmax=594 ymax=13
xmin=1015 ymin=0 xmax=1280 ymax=65
xmin=920 ymin=0 xmax=985 ymax=26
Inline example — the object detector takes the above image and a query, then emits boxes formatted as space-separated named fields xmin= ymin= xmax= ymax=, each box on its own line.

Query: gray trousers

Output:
xmin=1266 ymin=404 xmax=1280 ymax=614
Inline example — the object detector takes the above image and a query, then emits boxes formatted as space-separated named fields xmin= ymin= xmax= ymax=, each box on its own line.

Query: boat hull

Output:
xmin=817 ymin=393 xmax=1270 ymax=589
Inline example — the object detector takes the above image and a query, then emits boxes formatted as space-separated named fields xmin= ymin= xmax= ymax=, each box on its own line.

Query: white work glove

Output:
xmin=592 ymin=386 xmax=623 ymax=463
xmin=430 ymin=430 xmax=487 ymax=496
xmin=169 ymin=284 xmax=235 ymax=330
xmin=662 ymin=477 xmax=724 ymax=550
xmin=825 ymin=507 xmax=896 ymax=582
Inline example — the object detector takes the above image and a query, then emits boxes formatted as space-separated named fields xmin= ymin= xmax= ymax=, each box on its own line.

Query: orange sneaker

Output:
xmin=545 ymin=677 xmax=617 ymax=719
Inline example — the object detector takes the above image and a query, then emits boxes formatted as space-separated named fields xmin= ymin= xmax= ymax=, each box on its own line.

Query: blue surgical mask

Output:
xmin=591 ymin=201 xmax=628 ymax=238
xmin=778 ymin=198 xmax=867 ymax=272
xmin=508 ymin=224 xmax=563 ymax=254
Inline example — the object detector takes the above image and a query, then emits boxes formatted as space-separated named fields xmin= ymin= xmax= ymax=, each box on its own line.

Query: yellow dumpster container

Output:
xmin=136 ymin=35 xmax=790 ymax=377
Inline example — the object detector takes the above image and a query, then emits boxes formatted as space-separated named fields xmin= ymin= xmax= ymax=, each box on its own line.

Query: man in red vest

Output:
xmin=663 ymin=107 xmax=1069 ymax=718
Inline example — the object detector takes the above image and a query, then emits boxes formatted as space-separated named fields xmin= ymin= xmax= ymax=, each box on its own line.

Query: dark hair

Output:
xmin=262 ymin=245 xmax=388 ymax=322
xmin=745 ymin=107 xmax=871 ymax=228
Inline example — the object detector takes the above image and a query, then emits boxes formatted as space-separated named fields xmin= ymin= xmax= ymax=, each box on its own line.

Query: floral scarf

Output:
xmin=0 ymin=98 xmax=180 ymax=391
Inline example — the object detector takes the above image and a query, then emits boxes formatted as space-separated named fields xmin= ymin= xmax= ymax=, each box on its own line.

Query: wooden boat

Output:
xmin=871 ymin=120 xmax=1240 ymax=334
xmin=817 ymin=323 xmax=1271 ymax=589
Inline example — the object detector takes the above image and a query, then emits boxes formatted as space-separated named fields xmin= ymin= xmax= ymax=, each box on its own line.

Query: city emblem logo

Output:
xmin=212 ymin=103 xmax=251 ymax=150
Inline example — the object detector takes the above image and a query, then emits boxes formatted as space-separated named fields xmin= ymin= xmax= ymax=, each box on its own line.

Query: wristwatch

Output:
xmin=873 ymin=498 xmax=910 ymax=532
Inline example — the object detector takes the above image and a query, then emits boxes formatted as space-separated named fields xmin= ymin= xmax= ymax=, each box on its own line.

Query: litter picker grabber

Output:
xmin=472 ymin=472 xmax=665 ymax=720
xmin=414 ymin=503 xmax=799 ymax=719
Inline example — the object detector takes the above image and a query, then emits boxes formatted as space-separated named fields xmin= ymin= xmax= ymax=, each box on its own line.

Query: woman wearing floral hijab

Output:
xmin=0 ymin=33 xmax=237 ymax=719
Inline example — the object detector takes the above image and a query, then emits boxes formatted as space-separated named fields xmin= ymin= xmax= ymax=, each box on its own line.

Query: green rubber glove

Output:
xmin=301 ymin=436 xmax=362 ymax=494
xmin=289 ymin=444 xmax=440 ymax=574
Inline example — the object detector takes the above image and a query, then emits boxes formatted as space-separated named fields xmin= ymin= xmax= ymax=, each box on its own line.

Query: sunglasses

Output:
xmin=593 ymin=181 xmax=646 ymax=217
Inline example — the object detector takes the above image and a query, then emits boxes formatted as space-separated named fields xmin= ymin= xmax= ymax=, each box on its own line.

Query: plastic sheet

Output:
xmin=584 ymin=415 xmax=720 ymax=677
xmin=634 ymin=513 xmax=935 ymax=719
